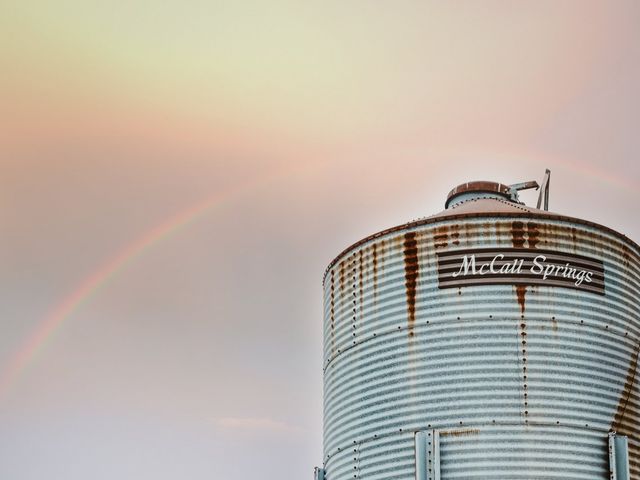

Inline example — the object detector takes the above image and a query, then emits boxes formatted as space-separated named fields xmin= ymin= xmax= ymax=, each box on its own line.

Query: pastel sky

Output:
xmin=1 ymin=1 xmax=639 ymax=479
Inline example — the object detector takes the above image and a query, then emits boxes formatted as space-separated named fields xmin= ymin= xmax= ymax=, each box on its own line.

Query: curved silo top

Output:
xmin=323 ymin=179 xmax=639 ymax=284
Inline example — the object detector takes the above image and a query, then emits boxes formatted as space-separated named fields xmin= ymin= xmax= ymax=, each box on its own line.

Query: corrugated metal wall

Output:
xmin=322 ymin=216 xmax=640 ymax=479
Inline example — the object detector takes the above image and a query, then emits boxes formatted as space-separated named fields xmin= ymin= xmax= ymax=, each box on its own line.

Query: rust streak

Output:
xmin=464 ymin=223 xmax=473 ymax=247
xmin=372 ymin=243 xmax=378 ymax=278
xmin=358 ymin=250 xmax=364 ymax=322
xmin=527 ymin=222 xmax=539 ymax=249
xmin=403 ymin=232 xmax=419 ymax=337
xmin=511 ymin=221 xmax=526 ymax=248
xmin=511 ymin=222 xmax=528 ymax=315
xmin=451 ymin=224 xmax=460 ymax=246
xmin=515 ymin=285 xmax=527 ymax=315
xmin=611 ymin=342 xmax=640 ymax=432
xmin=330 ymin=270 xmax=335 ymax=354
xmin=519 ymin=313 xmax=528 ymax=421
xmin=434 ymin=225 xmax=449 ymax=249
xmin=372 ymin=242 xmax=378 ymax=303
xmin=439 ymin=428 xmax=480 ymax=437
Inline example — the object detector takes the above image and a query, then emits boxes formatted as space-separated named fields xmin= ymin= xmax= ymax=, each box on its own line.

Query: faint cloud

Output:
xmin=211 ymin=416 xmax=305 ymax=435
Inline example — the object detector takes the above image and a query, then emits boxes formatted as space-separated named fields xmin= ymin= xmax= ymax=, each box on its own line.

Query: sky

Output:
xmin=1 ymin=1 xmax=639 ymax=479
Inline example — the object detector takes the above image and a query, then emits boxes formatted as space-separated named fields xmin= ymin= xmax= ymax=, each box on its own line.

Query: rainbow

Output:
xmin=0 ymin=157 xmax=631 ymax=398
xmin=0 ymin=171 xmax=283 ymax=398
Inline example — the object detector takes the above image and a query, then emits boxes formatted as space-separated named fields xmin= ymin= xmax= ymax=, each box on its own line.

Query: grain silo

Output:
xmin=314 ymin=171 xmax=639 ymax=480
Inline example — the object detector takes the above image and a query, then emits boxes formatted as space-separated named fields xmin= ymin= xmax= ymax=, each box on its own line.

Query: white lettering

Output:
xmin=531 ymin=255 xmax=546 ymax=275
xmin=575 ymin=270 xmax=587 ymax=286
xmin=452 ymin=255 xmax=476 ymax=278
xmin=514 ymin=259 xmax=524 ymax=274
xmin=543 ymin=264 xmax=556 ymax=280
xmin=490 ymin=254 xmax=504 ymax=273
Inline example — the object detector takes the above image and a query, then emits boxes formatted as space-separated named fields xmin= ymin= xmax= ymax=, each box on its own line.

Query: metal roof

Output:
xmin=323 ymin=197 xmax=640 ymax=284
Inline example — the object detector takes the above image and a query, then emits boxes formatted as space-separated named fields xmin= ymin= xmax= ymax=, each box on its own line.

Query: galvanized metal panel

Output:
xmin=322 ymin=213 xmax=640 ymax=479
xmin=327 ymin=425 xmax=611 ymax=479
xmin=435 ymin=424 xmax=609 ymax=479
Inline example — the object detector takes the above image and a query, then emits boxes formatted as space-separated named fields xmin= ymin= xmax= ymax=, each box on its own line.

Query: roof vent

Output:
xmin=446 ymin=181 xmax=515 ymax=209
xmin=445 ymin=171 xmax=549 ymax=210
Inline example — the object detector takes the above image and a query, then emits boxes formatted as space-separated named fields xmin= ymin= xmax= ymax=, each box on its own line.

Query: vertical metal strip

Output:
xmin=615 ymin=435 xmax=631 ymax=480
xmin=432 ymin=429 xmax=441 ymax=480
xmin=610 ymin=433 xmax=618 ymax=480
xmin=427 ymin=429 xmax=441 ymax=480
xmin=609 ymin=433 xmax=630 ymax=480
xmin=415 ymin=431 xmax=427 ymax=480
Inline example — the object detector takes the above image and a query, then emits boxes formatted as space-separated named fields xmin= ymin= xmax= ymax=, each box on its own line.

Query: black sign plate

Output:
xmin=436 ymin=248 xmax=605 ymax=295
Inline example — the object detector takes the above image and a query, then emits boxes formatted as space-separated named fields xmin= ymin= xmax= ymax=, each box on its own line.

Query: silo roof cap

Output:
xmin=445 ymin=181 xmax=513 ymax=208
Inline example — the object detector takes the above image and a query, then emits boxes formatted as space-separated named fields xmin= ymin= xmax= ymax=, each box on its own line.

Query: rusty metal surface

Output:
xmin=322 ymin=213 xmax=640 ymax=479
xmin=322 ymin=198 xmax=640 ymax=284
xmin=445 ymin=181 xmax=512 ymax=208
